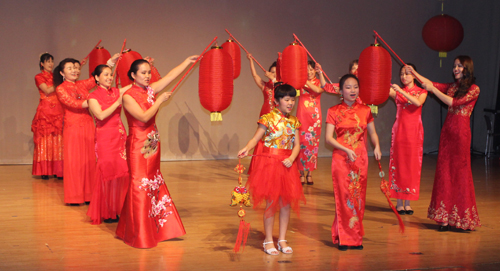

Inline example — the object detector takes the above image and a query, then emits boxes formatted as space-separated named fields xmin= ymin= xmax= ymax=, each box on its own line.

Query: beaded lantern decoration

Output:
xmin=231 ymin=160 xmax=251 ymax=253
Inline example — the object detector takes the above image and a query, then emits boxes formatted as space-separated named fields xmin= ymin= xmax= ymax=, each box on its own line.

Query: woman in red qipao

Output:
xmin=32 ymin=53 xmax=64 ymax=179
xmin=247 ymin=53 xmax=277 ymax=174
xmin=86 ymin=64 xmax=131 ymax=224
xmin=54 ymin=58 xmax=100 ymax=204
xmin=116 ymin=56 xmax=197 ymax=248
xmin=325 ymin=74 xmax=381 ymax=251
xmin=388 ymin=64 xmax=428 ymax=215
xmin=407 ymin=56 xmax=481 ymax=231
xmin=297 ymin=61 xmax=324 ymax=185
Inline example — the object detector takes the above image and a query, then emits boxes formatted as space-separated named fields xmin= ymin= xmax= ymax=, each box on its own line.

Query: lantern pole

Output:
xmin=373 ymin=31 xmax=422 ymax=83
xmin=82 ymin=39 xmax=102 ymax=65
xmin=169 ymin=36 xmax=218 ymax=93
xmin=293 ymin=33 xmax=333 ymax=84
xmin=111 ymin=39 xmax=127 ymax=84
xmin=225 ymin=29 xmax=267 ymax=72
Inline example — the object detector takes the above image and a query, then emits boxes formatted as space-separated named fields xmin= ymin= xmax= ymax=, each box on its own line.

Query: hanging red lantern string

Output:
xmin=88 ymin=46 xmax=111 ymax=78
xmin=225 ymin=29 xmax=266 ymax=72
xmin=116 ymin=46 xmax=142 ymax=87
xmin=292 ymin=33 xmax=333 ymax=84
xmin=378 ymin=161 xmax=405 ymax=233
xmin=357 ymin=42 xmax=391 ymax=115
xmin=199 ymin=45 xmax=234 ymax=121
xmin=81 ymin=39 xmax=102 ymax=66
xmin=281 ymin=42 xmax=308 ymax=91
xmin=221 ymin=39 xmax=241 ymax=79
xmin=231 ymin=159 xmax=251 ymax=253
xmin=169 ymin=36 xmax=217 ymax=93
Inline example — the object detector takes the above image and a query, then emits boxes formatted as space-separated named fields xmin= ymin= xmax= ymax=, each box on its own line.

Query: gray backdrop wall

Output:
xmin=1 ymin=0 xmax=499 ymax=164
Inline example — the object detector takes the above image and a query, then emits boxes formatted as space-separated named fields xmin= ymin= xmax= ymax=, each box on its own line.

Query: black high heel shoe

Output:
xmin=438 ymin=224 xmax=450 ymax=232
xmin=405 ymin=207 xmax=414 ymax=215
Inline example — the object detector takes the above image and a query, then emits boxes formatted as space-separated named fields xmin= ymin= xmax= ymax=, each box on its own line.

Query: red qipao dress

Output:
xmin=32 ymin=70 xmax=64 ymax=177
xmin=389 ymin=86 xmax=427 ymax=200
xmin=248 ymin=108 xmax=305 ymax=217
xmin=326 ymin=102 xmax=374 ymax=246
xmin=86 ymin=86 xmax=129 ymax=224
xmin=297 ymin=78 xmax=322 ymax=171
xmin=116 ymin=85 xmax=185 ymax=248
xmin=249 ymin=80 xmax=275 ymax=175
xmin=56 ymin=78 xmax=96 ymax=204
xmin=427 ymin=82 xmax=481 ymax=230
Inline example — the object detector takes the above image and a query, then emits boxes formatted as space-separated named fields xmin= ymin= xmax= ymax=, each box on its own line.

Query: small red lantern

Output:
xmin=358 ymin=44 xmax=391 ymax=114
xmin=281 ymin=42 xmax=307 ymax=90
xmin=221 ymin=39 xmax=241 ymax=79
xmin=199 ymin=46 xmax=234 ymax=121
xmin=88 ymin=46 xmax=111 ymax=78
xmin=422 ymin=14 xmax=464 ymax=61
xmin=116 ymin=49 xmax=142 ymax=87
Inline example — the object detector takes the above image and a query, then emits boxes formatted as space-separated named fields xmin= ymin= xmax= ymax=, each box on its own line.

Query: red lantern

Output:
xmin=221 ymin=39 xmax=241 ymax=79
xmin=199 ymin=46 xmax=234 ymax=121
xmin=88 ymin=46 xmax=111 ymax=78
xmin=358 ymin=44 xmax=391 ymax=114
xmin=281 ymin=42 xmax=307 ymax=90
xmin=276 ymin=52 xmax=282 ymax=82
xmin=116 ymin=49 xmax=142 ymax=87
xmin=422 ymin=14 xmax=464 ymax=58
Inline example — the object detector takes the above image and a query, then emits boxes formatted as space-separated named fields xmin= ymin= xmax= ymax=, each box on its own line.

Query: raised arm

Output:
xmin=150 ymin=55 xmax=198 ymax=94
xmin=367 ymin=122 xmax=381 ymax=160
xmin=323 ymin=83 xmax=340 ymax=94
xmin=315 ymin=63 xmax=327 ymax=87
xmin=404 ymin=65 xmax=451 ymax=106
xmin=247 ymin=54 xmax=266 ymax=90
xmin=391 ymin=84 xmax=428 ymax=107
xmin=237 ymin=124 xmax=266 ymax=158
xmin=305 ymin=80 xmax=324 ymax=94
xmin=123 ymin=91 xmax=171 ymax=123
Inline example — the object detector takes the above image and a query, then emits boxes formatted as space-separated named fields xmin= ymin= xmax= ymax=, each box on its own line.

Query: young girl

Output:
xmin=325 ymin=74 xmax=381 ymax=251
xmin=86 ymin=64 xmax=131 ymax=224
xmin=388 ymin=64 xmax=428 ymax=215
xmin=238 ymin=84 xmax=305 ymax=255
xmin=406 ymin=56 xmax=481 ymax=231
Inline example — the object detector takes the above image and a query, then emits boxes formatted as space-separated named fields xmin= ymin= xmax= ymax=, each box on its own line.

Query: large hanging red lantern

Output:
xmin=281 ymin=42 xmax=307 ymax=90
xmin=422 ymin=14 xmax=463 ymax=58
xmin=116 ymin=49 xmax=143 ymax=87
xmin=358 ymin=44 xmax=391 ymax=114
xmin=199 ymin=46 xmax=234 ymax=121
xmin=88 ymin=46 xmax=111 ymax=78
xmin=221 ymin=39 xmax=241 ymax=79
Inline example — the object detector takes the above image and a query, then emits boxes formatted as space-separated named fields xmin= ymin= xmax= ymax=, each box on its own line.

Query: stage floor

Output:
xmin=1 ymin=155 xmax=499 ymax=270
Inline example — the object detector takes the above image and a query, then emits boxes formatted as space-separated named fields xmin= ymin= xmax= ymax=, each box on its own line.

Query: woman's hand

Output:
xmin=391 ymin=84 xmax=403 ymax=93
xmin=247 ymin=53 xmax=253 ymax=60
xmin=144 ymin=56 xmax=155 ymax=65
xmin=238 ymin=147 xmax=249 ymax=158
xmin=373 ymin=146 xmax=382 ymax=161
xmin=345 ymin=149 xmax=357 ymax=162
xmin=282 ymin=158 xmax=293 ymax=168
xmin=185 ymin=55 xmax=199 ymax=64
xmin=156 ymin=92 xmax=172 ymax=104
xmin=315 ymin=63 xmax=322 ymax=74
xmin=421 ymin=81 xmax=434 ymax=93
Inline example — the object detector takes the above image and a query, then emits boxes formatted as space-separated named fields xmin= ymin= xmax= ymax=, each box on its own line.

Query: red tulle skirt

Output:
xmin=247 ymin=140 xmax=264 ymax=175
xmin=247 ymin=147 xmax=305 ymax=217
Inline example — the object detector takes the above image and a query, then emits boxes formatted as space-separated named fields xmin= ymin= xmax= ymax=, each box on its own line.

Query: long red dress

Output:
xmin=389 ymin=86 xmax=427 ymax=200
xmin=247 ymin=108 xmax=305 ymax=217
xmin=297 ymin=78 xmax=321 ymax=171
xmin=116 ymin=85 xmax=185 ymax=248
xmin=87 ymin=86 xmax=129 ymax=224
xmin=32 ymin=70 xmax=64 ymax=177
xmin=326 ymin=102 xmax=374 ymax=246
xmin=56 ymin=78 xmax=96 ymax=204
xmin=427 ymin=82 xmax=481 ymax=230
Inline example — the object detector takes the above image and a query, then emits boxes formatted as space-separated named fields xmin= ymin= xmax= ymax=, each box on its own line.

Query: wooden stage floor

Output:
xmin=1 ymin=155 xmax=499 ymax=270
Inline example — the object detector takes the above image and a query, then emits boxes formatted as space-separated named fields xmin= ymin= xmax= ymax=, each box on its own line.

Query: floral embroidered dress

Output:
xmin=247 ymin=107 xmax=305 ymax=217
xmin=326 ymin=101 xmax=374 ymax=246
xmin=116 ymin=84 xmax=185 ymax=248
xmin=56 ymin=78 xmax=96 ymax=204
xmin=87 ymin=86 xmax=129 ymax=224
xmin=427 ymin=82 xmax=481 ymax=230
xmin=32 ymin=70 xmax=64 ymax=177
xmin=389 ymin=86 xmax=427 ymax=201
xmin=297 ymin=78 xmax=322 ymax=171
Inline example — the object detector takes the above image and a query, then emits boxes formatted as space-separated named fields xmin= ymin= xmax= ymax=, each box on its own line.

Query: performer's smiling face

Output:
xmin=453 ymin=59 xmax=464 ymax=80
xmin=41 ymin=58 xmax=54 ymax=73
xmin=400 ymin=69 xmax=415 ymax=86
xmin=60 ymin=62 xmax=78 ymax=82
xmin=350 ymin=63 xmax=358 ymax=77
xmin=307 ymin=64 xmax=315 ymax=80
xmin=275 ymin=95 xmax=295 ymax=114
xmin=96 ymin=67 xmax=113 ymax=88
xmin=74 ymin=62 xmax=82 ymax=80
xmin=341 ymin=77 xmax=359 ymax=105
xmin=131 ymin=63 xmax=152 ymax=88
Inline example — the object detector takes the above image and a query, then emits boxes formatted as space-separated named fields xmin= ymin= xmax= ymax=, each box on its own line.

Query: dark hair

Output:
xmin=399 ymin=63 xmax=418 ymax=84
xmin=274 ymin=83 xmax=297 ymax=101
xmin=128 ymin=59 xmax=150 ymax=81
xmin=269 ymin=61 xmax=277 ymax=72
xmin=349 ymin=59 xmax=358 ymax=73
xmin=339 ymin=74 xmax=359 ymax=90
xmin=39 ymin=53 xmax=54 ymax=70
xmin=307 ymin=60 xmax=315 ymax=69
xmin=453 ymin=55 xmax=475 ymax=99
xmin=53 ymin=58 xmax=78 ymax=89
xmin=92 ymin=64 xmax=112 ymax=84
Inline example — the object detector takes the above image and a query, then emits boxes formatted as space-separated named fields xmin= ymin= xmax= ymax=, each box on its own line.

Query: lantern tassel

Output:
xmin=293 ymin=34 xmax=333 ymax=84
xmin=111 ymin=39 xmax=127 ymax=85
xmin=373 ymin=31 xmax=422 ymax=84
xmin=234 ymin=218 xmax=251 ymax=253
xmin=210 ymin=112 xmax=222 ymax=121
xmin=82 ymin=39 xmax=102 ymax=65
xmin=225 ymin=29 xmax=266 ymax=72
xmin=170 ymin=36 xmax=218 ymax=93
xmin=378 ymin=161 xmax=405 ymax=233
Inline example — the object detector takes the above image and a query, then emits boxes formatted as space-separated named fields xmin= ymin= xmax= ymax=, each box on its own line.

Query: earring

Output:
xmin=340 ymin=93 xmax=343 ymax=100
xmin=96 ymin=80 xmax=99 ymax=85
xmin=62 ymin=76 xmax=65 ymax=81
